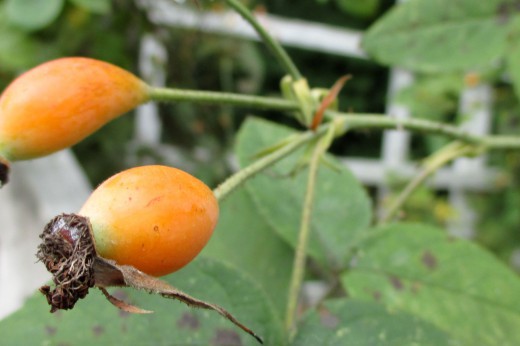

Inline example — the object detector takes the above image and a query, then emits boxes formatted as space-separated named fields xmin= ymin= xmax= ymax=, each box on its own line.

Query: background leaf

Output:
xmin=236 ymin=117 xmax=372 ymax=271
xmin=292 ymin=298 xmax=458 ymax=345
xmin=506 ymin=15 xmax=520 ymax=101
xmin=201 ymin=188 xmax=294 ymax=321
xmin=341 ymin=223 xmax=520 ymax=345
xmin=69 ymin=0 xmax=111 ymax=14
xmin=362 ymin=0 xmax=509 ymax=72
xmin=6 ymin=0 xmax=64 ymax=31
xmin=335 ymin=0 xmax=380 ymax=19
xmin=0 ymin=257 xmax=283 ymax=345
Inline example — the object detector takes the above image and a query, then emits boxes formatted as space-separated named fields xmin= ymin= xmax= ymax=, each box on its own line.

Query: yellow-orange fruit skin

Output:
xmin=0 ymin=57 xmax=149 ymax=160
xmin=79 ymin=165 xmax=219 ymax=277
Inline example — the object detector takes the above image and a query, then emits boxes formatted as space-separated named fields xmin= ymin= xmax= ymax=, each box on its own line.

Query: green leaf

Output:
xmin=69 ymin=0 xmax=111 ymax=14
xmin=235 ymin=117 xmax=372 ymax=270
xmin=202 ymin=188 xmax=294 ymax=320
xmin=6 ymin=0 xmax=64 ymax=31
xmin=506 ymin=15 xmax=520 ymax=101
xmin=0 ymin=28 xmax=45 ymax=71
xmin=336 ymin=0 xmax=380 ymax=19
xmin=292 ymin=299 xmax=458 ymax=345
xmin=0 ymin=257 xmax=283 ymax=345
xmin=341 ymin=223 xmax=520 ymax=345
xmin=362 ymin=0 xmax=509 ymax=72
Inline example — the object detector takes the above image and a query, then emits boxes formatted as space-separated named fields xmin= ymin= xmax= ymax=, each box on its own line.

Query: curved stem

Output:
xmin=213 ymin=126 xmax=328 ymax=202
xmin=224 ymin=0 xmax=302 ymax=80
xmin=285 ymin=139 xmax=323 ymax=337
xmin=148 ymin=87 xmax=299 ymax=111
xmin=379 ymin=142 xmax=477 ymax=223
xmin=327 ymin=112 xmax=520 ymax=150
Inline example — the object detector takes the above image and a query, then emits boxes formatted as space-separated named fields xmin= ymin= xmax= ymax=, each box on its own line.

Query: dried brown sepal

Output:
xmin=310 ymin=74 xmax=352 ymax=131
xmin=0 ymin=156 xmax=10 ymax=187
xmin=36 ymin=214 xmax=96 ymax=312
xmin=36 ymin=213 xmax=264 ymax=344
xmin=93 ymin=257 xmax=264 ymax=344
xmin=98 ymin=287 xmax=152 ymax=314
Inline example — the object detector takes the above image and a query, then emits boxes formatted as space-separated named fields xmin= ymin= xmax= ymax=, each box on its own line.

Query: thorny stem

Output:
xmin=213 ymin=126 xmax=329 ymax=202
xmin=223 ymin=0 xmax=302 ymax=80
xmin=285 ymin=139 xmax=323 ymax=337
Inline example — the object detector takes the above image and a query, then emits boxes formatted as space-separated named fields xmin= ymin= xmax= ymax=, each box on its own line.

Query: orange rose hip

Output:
xmin=0 ymin=57 xmax=149 ymax=161
xmin=79 ymin=165 xmax=219 ymax=277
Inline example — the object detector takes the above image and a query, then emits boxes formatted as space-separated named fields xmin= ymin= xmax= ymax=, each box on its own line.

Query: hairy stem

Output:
xmin=327 ymin=112 xmax=520 ymax=150
xmin=285 ymin=140 xmax=323 ymax=336
xmin=380 ymin=142 xmax=478 ymax=223
xmin=148 ymin=87 xmax=298 ymax=111
xmin=213 ymin=127 xmax=328 ymax=202
xmin=224 ymin=0 xmax=302 ymax=80
xmin=148 ymin=86 xmax=520 ymax=150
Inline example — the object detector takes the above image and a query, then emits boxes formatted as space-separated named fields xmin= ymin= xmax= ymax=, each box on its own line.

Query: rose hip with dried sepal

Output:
xmin=36 ymin=165 xmax=263 ymax=344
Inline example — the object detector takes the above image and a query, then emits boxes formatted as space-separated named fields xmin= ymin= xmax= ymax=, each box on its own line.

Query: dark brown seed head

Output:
xmin=0 ymin=156 xmax=10 ymax=187
xmin=36 ymin=214 xmax=97 ymax=312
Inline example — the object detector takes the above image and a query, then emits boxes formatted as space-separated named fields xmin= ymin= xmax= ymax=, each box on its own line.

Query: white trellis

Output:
xmin=0 ymin=1 xmax=498 ymax=319
xmin=135 ymin=0 xmax=497 ymax=226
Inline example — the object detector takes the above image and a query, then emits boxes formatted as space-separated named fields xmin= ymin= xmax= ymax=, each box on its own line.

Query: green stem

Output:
xmin=224 ymin=0 xmax=302 ymax=80
xmin=328 ymin=112 xmax=520 ymax=150
xmin=213 ymin=127 xmax=328 ymax=202
xmin=148 ymin=87 xmax=298 ymax=111
xmin=285 ymin=140 xmax=323 ymax=336
xmin=148 ymin=87 xmax=520 ymax=150
xmin=379 ymin=142 xmax=477 ymax=223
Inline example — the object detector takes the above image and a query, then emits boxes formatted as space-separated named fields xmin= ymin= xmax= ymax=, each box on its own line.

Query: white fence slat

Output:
xmin=0 ymin=151 xmax=91 ymax=320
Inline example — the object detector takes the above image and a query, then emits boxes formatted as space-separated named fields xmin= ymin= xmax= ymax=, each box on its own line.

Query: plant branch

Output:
xmin=379 ymin=142 xmax=479 ymax=223
xmin=148 ymin=87 xmax=299 ymax=111
xmin=213 ymin=127 xmax=328 ymax=202
xmin=149 ymin=87 xmax=520 ymax=149
xmin=327 ymin=112 xmax=520 ymax=150
xmin=285 ymin=138 xmax=325 ymax=336
xmin=224 ymin=0 xmax=302 ymax=80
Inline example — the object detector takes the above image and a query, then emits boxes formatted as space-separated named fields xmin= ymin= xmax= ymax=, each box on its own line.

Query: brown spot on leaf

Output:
xmin=422 ymin=250 xmax=438 ymax=270
xmin=388 ymin=275 xmax=404 ymax=291
xmin=373 ymin=291 xmax=381 ymax=301
xmin=92 ymin=325 xmax=104 ymax=336
xmin=45 ymin=325 xmax=57 ymax=336
xmin=177 ymin=312 xmax=200 ymax=330
xmin=318 ymin=307 xmax=339 ymax=329
xmin=496 ymin=1 xmax=520 ymax=24
xmin=212 ymin=329 xmax=242 ymax=346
